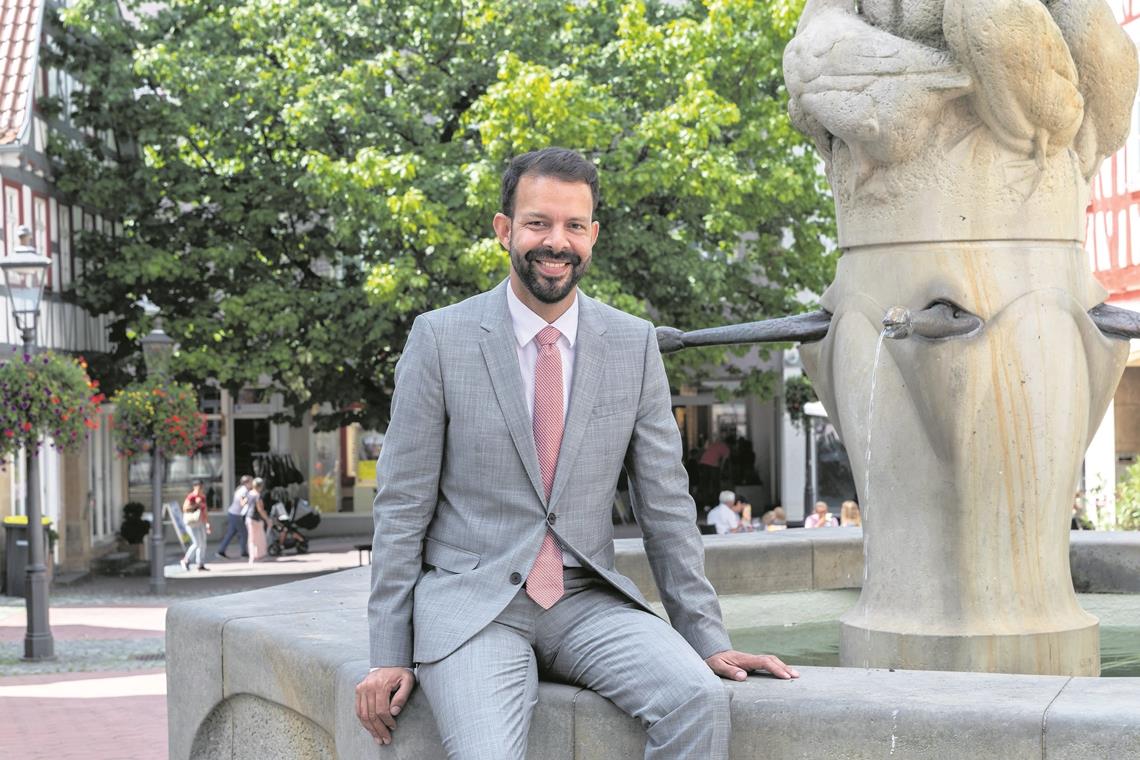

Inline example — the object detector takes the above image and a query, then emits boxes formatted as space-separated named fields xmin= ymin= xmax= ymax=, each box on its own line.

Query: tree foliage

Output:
xmin=51 ymin=0 xmax=834 ymax=430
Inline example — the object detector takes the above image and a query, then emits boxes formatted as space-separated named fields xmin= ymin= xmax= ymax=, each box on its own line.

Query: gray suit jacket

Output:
xmin=368 ymin=280 xmax=731 ymax=666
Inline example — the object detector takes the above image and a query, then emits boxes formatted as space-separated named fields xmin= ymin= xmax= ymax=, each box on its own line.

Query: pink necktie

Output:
xmin=526 ymin=325 xmax=565 ymax=609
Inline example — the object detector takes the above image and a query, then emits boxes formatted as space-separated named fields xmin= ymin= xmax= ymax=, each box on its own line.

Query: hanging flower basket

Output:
xmin=784 ymin=374 xmax=818 ymax=431
xmin=0 ymin=350 xmax=103 ymax=461
xmin=110 ymin=379 xmax=206 ymax=458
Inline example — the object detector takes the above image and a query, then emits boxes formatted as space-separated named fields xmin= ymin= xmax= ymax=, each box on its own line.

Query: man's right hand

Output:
xmin=355 ymin=667 xmax=416 ymax=745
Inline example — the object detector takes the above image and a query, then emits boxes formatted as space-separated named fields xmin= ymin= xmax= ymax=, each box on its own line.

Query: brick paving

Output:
xmin=0 ymin=669 xmax=167 ymax=760
xmin=0 ymin=538 xmax=369 ymax=759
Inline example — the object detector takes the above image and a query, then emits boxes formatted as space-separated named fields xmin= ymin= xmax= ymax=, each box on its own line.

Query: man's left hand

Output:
xmin=705 ymin=650 xmax=800 ymax=681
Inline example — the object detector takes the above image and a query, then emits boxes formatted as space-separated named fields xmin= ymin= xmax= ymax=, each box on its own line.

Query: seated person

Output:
xmin=840 ymin=500 xmax=862 ymax=527
xmin=763 ymin=506 xmax=787 ymax=531
xmin=706 ymin=490 xmax=741 ymax=535
xmin=805 ymin=500 xmax=838 ymax=528
xmin=734 ymin=496 xmax=754 ymax=531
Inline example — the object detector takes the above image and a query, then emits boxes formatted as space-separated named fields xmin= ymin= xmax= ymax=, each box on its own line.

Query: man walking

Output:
xmin=357 ymin=148 xmax=797 ymax=759
xmin=214 ymin=474 xmax=250 ymax=559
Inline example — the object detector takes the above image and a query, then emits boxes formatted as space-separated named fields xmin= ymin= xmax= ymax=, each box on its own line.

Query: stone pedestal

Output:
xmin=839 ymin=620 xmax=1100 ymax=675
xmin=801 ymin=243 xmax=1126 ymax=676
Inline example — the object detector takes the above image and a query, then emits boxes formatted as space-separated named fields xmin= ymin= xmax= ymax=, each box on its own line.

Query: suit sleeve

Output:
xmin=368 ymin=315 xmax=446 ymax=668
xmin=624 ymin=323 xmax=733 ymax=659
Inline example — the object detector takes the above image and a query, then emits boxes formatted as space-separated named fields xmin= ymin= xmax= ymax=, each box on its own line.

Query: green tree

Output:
xmin=1117 ymin=462 xmax=1140 ymax=531
xmin=52 ymin=0 xmax=834 ymax=429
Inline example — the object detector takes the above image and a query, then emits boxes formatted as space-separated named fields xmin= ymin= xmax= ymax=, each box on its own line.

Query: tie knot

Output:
xmin=536 ymin=326 xmax=561 ymax=348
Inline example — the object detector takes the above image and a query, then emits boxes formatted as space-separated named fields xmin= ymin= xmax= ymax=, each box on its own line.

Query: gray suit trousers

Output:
xmin=417 ymin=570 xmax=730 ymax=760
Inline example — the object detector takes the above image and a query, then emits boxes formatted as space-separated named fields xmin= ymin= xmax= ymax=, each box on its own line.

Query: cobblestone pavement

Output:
xmin=0 ymin=537 xmax=370 ymax=759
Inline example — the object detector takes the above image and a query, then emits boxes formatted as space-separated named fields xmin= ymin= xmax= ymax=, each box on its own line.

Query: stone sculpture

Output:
xmin=660 ymin=0 xmax=1138 ymax=676
xmin=787 ymin=0 xmax=1138 ymax=677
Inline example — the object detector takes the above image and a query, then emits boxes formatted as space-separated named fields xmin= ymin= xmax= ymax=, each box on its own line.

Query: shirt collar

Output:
xmin=506 ymin=282 xmax=579 ymax=349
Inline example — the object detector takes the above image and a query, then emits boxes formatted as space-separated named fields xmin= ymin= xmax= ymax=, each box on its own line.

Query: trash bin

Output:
xmin=3 ymin=516 xmax=53 ymax=598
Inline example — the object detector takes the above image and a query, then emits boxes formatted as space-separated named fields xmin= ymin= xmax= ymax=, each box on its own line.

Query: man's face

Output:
xmin=494 ymin=174 xmax=599 ymax=309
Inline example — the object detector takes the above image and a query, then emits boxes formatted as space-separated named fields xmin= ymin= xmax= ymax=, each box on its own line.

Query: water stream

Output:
xmin=859 ymin=329 xmax=889 ymax=666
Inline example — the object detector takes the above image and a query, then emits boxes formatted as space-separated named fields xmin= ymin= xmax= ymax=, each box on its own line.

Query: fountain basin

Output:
xmin=721 ymin=589 xmax=1140 ymax=677
xmin=168 ymin=530 xmax=1140 ymax=759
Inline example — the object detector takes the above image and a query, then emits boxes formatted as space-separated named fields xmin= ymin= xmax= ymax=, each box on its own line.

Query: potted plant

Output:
xmin=0 ymin=350 xmax=102 ymax=462
xmin=784 ymin=374 xmax=818 ymax=431
xmin=118 ymin=501 xmax=150 ymax=555
xmin=109 ymin=379 xmax=207 ymax=458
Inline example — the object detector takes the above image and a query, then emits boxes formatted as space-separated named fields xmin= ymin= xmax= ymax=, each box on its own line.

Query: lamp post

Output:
xmin=140 ymin=306 xmax=176 ymax=594
xmin=0 ymin=225 xmax=54 ymax=660
xmin=802 ymin=401 xmax=828 ymax=514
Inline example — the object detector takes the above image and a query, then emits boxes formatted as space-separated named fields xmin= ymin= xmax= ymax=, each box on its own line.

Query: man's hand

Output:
xmin=705 ymin=650 xmax=800 ymax=681
xmin=355 ymin=667 xmax=416 ymax=745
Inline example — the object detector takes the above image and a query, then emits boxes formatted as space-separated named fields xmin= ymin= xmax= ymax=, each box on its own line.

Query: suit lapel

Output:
xmin=548 ymin=294 xmax=608 ymax=511
xmin=479 ymin=282 xmax=547 ymax=506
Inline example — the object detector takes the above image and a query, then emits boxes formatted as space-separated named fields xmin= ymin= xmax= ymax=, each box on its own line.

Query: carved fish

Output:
xmin=942 ymin=0 xmax=1083 ymax=165
xmin=785 ymin=0 xmax=971 ymax=179
xmin=1046 ymin=0 xmax=1140 ymax=179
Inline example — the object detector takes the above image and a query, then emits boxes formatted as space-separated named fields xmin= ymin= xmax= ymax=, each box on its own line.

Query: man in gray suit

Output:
xmin=357 ymin=147 xmax=798 ymax=759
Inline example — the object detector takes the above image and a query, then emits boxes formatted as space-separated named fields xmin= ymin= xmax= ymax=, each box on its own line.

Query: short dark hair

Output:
xmin=500 ymin=147 xmax=599 ymax=218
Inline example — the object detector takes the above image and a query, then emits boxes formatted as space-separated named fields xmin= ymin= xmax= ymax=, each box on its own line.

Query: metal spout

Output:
xmin=656 ymin=309 xmax=831 ymax=354
xmin=882 ymin=302 xmax=983 ymax=340
xmin=882 ymin=306 xmax=913 ymax=339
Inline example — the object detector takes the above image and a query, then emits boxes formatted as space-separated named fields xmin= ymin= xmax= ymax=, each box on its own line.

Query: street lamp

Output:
xmin=140 ymin=304 xmax=176 ymax=594
xmin=802 ymin=401 xmax=828 ymax=513
xmin=0 ymin=225 xmax=54 ymax=660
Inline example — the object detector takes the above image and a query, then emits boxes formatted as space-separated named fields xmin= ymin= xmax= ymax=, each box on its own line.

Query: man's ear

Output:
xmin=492 ymin=213 xmax=512 ymax=250
xmin=590 ymin=219 xmax=599 ymax=246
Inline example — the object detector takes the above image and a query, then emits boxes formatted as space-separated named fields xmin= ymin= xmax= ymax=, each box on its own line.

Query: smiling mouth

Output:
xmin=535 ymin=260 xmax=571 ymax=277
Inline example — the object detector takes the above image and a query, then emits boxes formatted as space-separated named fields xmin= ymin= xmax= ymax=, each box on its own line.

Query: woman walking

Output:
xmin=245 ymin=477 xmax=271 ymax=564
xmin=180 ymin=480 xmax=211 ymax=572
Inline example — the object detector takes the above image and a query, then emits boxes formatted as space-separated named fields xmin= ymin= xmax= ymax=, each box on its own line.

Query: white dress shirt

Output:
xmin=506 ymin=283 xmax=580 ymax=565
xmin=506 ymin=283 xmax=578 ymax=422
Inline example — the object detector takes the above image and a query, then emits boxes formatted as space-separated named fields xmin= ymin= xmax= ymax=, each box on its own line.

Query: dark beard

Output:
xmin=510 ymin=244 xmax=589 ymax=304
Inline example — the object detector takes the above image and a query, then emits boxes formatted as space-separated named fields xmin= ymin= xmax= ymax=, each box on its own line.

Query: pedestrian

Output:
xmin=245 ymin=477 xmax=270 ymax=564
xmin=215 ymin=475 xmax=251 ymax=559
xmin=356 ymin=147 xmax=797 ymax=758
xmin=179 ymin=480 xmax=210 ymax=572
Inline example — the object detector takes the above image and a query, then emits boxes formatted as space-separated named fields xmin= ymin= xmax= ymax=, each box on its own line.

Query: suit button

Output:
xmin=509 ymin=572 xmax=522 ymax=585
xmin=546 ymin=513 xmax=557 ymax=526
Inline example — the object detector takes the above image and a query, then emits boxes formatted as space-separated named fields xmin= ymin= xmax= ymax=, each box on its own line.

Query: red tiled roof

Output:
xmin=0 ymin=0 xmax=44 ymax=146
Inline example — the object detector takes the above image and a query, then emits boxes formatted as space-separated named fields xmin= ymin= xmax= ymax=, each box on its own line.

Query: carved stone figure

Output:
xmin=783 ymin=0 xmax=1138 ymax=675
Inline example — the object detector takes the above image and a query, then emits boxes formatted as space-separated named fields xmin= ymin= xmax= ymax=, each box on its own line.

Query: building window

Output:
xmin=90 ymin=408 xmax=120 ymax=541
xmin=33 ymin=194 xmax=49 ymax=290
xmin=58 ymin=202 xmax=71 ymax=289
xmin=4 ymin=182 xmax=22 ymax=255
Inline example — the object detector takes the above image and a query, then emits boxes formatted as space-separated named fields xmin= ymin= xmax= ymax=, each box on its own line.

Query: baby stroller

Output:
xmin=267 ymin=490 xmax=321 ymax=556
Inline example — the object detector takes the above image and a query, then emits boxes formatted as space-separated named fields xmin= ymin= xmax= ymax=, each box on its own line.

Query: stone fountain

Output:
xmin=660 ymin=0 xmax=1139 ymax=676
